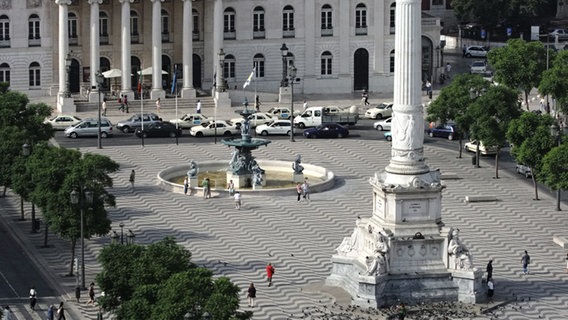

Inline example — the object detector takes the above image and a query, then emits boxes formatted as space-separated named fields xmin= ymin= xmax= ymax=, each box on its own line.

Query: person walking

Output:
xmin=255 ymin=95 xmax=261 ymax=112
xmin=303 ymin=100 xmax=308 ymax=110
xmin=565 ymin=253 xmax=568 ymax=273
xmin=302 ymin=178 xmax=311 ymax=202
xmin=234 ymin=191 xmax=242 ymax=209
xmin=123 ymin=95 xmax=129 ymax=113
xmin=118 ymin=95 xmax=125 ymax=112
xmin=266 ymin=263 xmax=275 ymax=287
xmin=425 ymin=80 xmax=432 ymax=99
xmin=445 ymin=63 xmax=452 ymax=79
xmin=521 ymin=250 xmax=531 ymax=274
xmin=87 ymin=282 xmax=96 ymax=305
xmin=29 ymin=286 xmax=37 ymax=310
xmin=56 ymin=302 xmax=66 ymax=320
xmin=47 ymin=305 xmax=55 ymax=320
xmin=227 ymin=179 xmax=235 ymax=196
xmin=396 ymin=302 xmax=407 ymax=320
xmin=155 ymin=98 xmax=161 ymax=113
xmin=462 ymin=44 xmax=467 ymax=58
xmin=129 ymin=170 xmax=135 ymax=190
xmin=183 ymin=176 xmax=189 ymax=195
xmin=486 ymin=259 xmax=493 ymax=279
xmin=361 ymin=90 xmax=369 ymax=106
xmin=487 ymin=278 xmax=494 ymax=303
xmin=247 ymin=282 xmax=256 ymax=307
xmin=202 ymin=177 xmax=211 ymax=199
xmin=101 ymin=98 xmax=107 ymax=116
xmin=296 ymin=183 xmax=302 ymax=202
xmin=196 ymin=99 xmax=202 ymax=114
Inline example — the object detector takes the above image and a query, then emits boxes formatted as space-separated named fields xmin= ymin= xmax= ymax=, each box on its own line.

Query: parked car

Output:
xmin=464 ymin=140 xmax=498 ymax=155
xmin=116 ymin=113 xmax=161 ymax=133
xmin=470 ymin=60 xmax=487 ymax=74
xmin=189 ymin=120 xmax=240 ymax=137
xmin=255 ymin=120 xmax=292 ymax=136
xmin=230 ymin=112 xmax=275 ymax=128
xmin=169 ymin=113 xmax=208 ymax=129
xmin=548 ymin=28 xmax=568 ymax=40
xmin=45 ymin=115 xmax=82 ymax=130
xmin=427 ymin=124 xmax=459 ymax=140
xmin=64 ymin=118 xmax=113 ymax=138
xmin=364 ymin=102 xmax=393 ymax=119
xmin=384 ymin=131 xmax=392 ymax=141
xmin=465 ymin=46 xmax=488 ymax=58
xmin=303 ymin=123 xmax=349 ymax=139
xmin=266 ymin=107 xmax=300 ymax=120
xmin=135 ymin=122 xmax=182 ymax=138
xmin=515 ymin=163 xmax=532 ymax=178
xmin=373 ymin=117 xmax=392 ymax=131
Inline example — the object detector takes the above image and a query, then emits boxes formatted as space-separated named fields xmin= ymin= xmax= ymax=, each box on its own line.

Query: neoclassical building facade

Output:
xmin=0 ymin=0 xmax=444 ymax=107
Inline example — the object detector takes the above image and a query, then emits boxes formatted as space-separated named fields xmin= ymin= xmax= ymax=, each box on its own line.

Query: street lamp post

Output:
xmin=550 ymin=123 xmax=563 ymax=211
xmin=70 ymin=188 xmax=93 ymax=290
xmin=111 ymin=224 xmax=135 ymax=245
xmin=288 ymin=64 xmax=297 ymax=142
xmin=95 ymin=70 xmax=104 ymax=149
xmin=218 ymin=49 xmax=226 ymax=93
xmin=119 ymin=222 xmax=125 ymax=244
xmin=280 ymin=43 xmax=289 ymax=87
xmin=65 ymin=53 xmax=72 ymax=98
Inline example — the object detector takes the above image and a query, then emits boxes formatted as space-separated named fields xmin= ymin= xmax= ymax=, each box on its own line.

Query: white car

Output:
xmin=45 ymin=115 xmax=82 ymax=130
xmin=255 ymin=120 xmax=292 ymax=136
xmin=373 ymin=117 xmax=392 ymax=131
xmin=470 ymin=60 xmax=487 ymax=74
xmin=464 ymin=140 xmax=498 ymax=155
xmin=169 ymin=113 xmax=208 ymax=129
xmin=230 ymin=112 xmax=275 ymax=128
xmin=465 ymin=46 xmax=488 ymax=58
xmin=266 ymin=107 xmax=301 ymax=120
xmin=189 ymin=120 xmax=240 ymax=137
xmin=515 ymin=163 xmax=532 ymax=178
xmin=364 ymin=102 xmax=393 ymax=119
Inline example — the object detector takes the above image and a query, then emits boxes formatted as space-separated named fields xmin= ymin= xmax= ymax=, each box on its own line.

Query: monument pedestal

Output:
xmin=293 ymin=173 xmax=304 ymax=183
xmin=189 ymin=177 xmax=198 ymax=188
xmin=227 ymin=173 xmax=252 ymax=188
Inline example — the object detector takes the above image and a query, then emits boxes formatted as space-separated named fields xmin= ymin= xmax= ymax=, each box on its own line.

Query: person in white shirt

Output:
xmin=196 ymin=100 xmax=202 ymax=114
xmin=234 ymin=192 xmax=242 ymax=209
xmin=303 ymin=100 xmax=308 ymax=110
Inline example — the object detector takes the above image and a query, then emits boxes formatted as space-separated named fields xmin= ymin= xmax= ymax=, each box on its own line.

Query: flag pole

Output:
xmin=139 ymin=67 xmax=144 ymax=147
xmin=173 ymin=65 xmax=179 ymax=145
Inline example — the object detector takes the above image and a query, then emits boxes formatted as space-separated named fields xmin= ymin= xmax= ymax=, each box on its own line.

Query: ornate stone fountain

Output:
xmin=222 ymin=103 xmax=271 ymax=188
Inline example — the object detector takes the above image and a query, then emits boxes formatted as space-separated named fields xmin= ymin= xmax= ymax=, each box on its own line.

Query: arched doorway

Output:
xmin=162 ymin=55 xmax=171 ymax=90
xmin=192 ymin=54 xmax=202 ymax=89
xmin=70 ymin=59 xmax=80 ymax=93
xmin=421 ymin=36 xmax=434 ymax=82
xmin=353 ymin=48 xmax=368 ymax=91
xmin=100 ymin=57 xmax=111 ymax=91
xmin=131 ymin=56 xmax=141 ymax=93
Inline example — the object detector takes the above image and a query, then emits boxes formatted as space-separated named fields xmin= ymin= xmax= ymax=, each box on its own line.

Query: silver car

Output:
xmin=116 ymin=113 xmax=161 ymax=133
xmin=64 ymin=118 xmax=114 ymax=139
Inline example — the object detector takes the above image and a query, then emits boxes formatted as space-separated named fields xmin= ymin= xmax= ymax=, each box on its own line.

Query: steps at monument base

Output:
xmin=380 ymin=273 xmax=458 ymax=306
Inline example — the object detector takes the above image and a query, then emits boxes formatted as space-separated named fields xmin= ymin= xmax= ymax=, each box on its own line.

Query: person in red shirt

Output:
xmin=266 ymin=263 xmax=275 ymax=287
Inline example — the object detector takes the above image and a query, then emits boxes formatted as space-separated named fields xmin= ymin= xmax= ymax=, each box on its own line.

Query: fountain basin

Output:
xmin=157 ymin=160 xmax=335 ymax=196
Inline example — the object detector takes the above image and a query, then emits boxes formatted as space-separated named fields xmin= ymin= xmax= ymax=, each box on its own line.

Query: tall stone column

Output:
xmin=119 ymin=0 xmax=133 ymax=101
xmin=88 ymin=0 xmax=103 ymax=102
xmin=151 ymin=0 xmax=165 ymax=99
xmin=56 ymin=0 xmax=74 ymax=113
xmin=180 ymin=0 xmax=196 ymax=99
xmin=213 ymin=0 xmax=230 ymax=107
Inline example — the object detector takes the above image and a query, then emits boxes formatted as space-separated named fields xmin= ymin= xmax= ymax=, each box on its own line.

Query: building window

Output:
xmin=161 ymin=9 xmax=170 ymax=42
xmin=223 ymin=8 xmax=236 ymax=40
xmin=389 ymin=3 xmax=395 ymax=34
xmin=390 ymin=50 xmax=395 ymax=72
xmin=130 ymin=11 xmax=139 ymax=43
xmin=28 ymin=14 xmax=40 ymax=47
xmin=253 ymin=53 xmax=265 ymax=77
xmin=321 ymin=5 xmax=333 ymax=37
xmin=282 ymin=5 xmax=295 ymax=38
xmin=0 ymin=15 xmax=10 ymax=47
xmin=321 ymin=51 xmax=332 ymax=75
xmin=29 ymin=62 xmax=40 ymax=88
xmin=0 ymin=63 xmax=10 ymax=84
xmin=224 ymin=54 xmax=235 ymax=79
xmin=192 ymin=9 xmax=199 ymax=40
xmin=99 ymin=12 xmax=109 ymax=44
xmin=253 ymin=6 xmax=265 ymax=39
xmin=432 ymin=0 xmax=444 ymax=5
xmin=68 ymin=12 xmax=78 ymax=45
xmin=355 ymin=3 xmax=367 ymax=35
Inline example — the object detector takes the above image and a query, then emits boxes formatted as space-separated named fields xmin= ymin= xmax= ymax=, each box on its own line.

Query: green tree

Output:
xmin=0 ymin=89 xmax=53 ymax=196
xmin=506 ymin=112 xmax=556 ymax=199
xmin=468 ymin=85 xmax=521 ymax=177
xmin=12 ymin=144 xmax=118 ymax=274
xmin=540 ymin=142 xmax=568 ymax=210
xmin=97 ymin=237 xmax=249 ymax=320
xmin=488 ymin=39 xmax=548 ymax=111
xmin=539 ymin=50 xmax=568 ymax=115
xmin=427 ymin=74 xmax=490 ymax=158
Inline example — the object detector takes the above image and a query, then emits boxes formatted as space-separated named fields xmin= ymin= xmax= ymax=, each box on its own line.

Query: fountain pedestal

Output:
xmin=293 ymin=173 xmax=304 ymax=183
xmin=189 ymin=177 xmax=198 ymax=189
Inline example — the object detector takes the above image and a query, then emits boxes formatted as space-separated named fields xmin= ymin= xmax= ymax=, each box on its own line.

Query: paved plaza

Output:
xmin=2 ymin=112 xmax=568 ymax=319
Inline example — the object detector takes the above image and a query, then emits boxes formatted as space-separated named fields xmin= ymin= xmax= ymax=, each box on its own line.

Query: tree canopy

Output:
xmin=539 ymin=50 xmax=568 ymax=115
xmin=96 ymin=237 xmax=249 ymax=320
xmin=540 ymin=142 xmax=568 ymax=192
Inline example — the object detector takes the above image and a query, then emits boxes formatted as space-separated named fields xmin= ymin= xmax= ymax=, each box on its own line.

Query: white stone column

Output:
xmin=120 ymin=0 xmax=134 ymax=101
xmin=56 ymin=0 xmax=74 ymax=113
xmin=181 ymin=0 xmax=195 ymax=98
xmin=88 ymin=0 xmax=103 ymax=102
xmin=213 ymin=0 xmax=230 ymax=107
xmin=151 ymin=0 xmax=165 ymax=99
xmin=386 ymin=0 xmax=428 ymax=176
